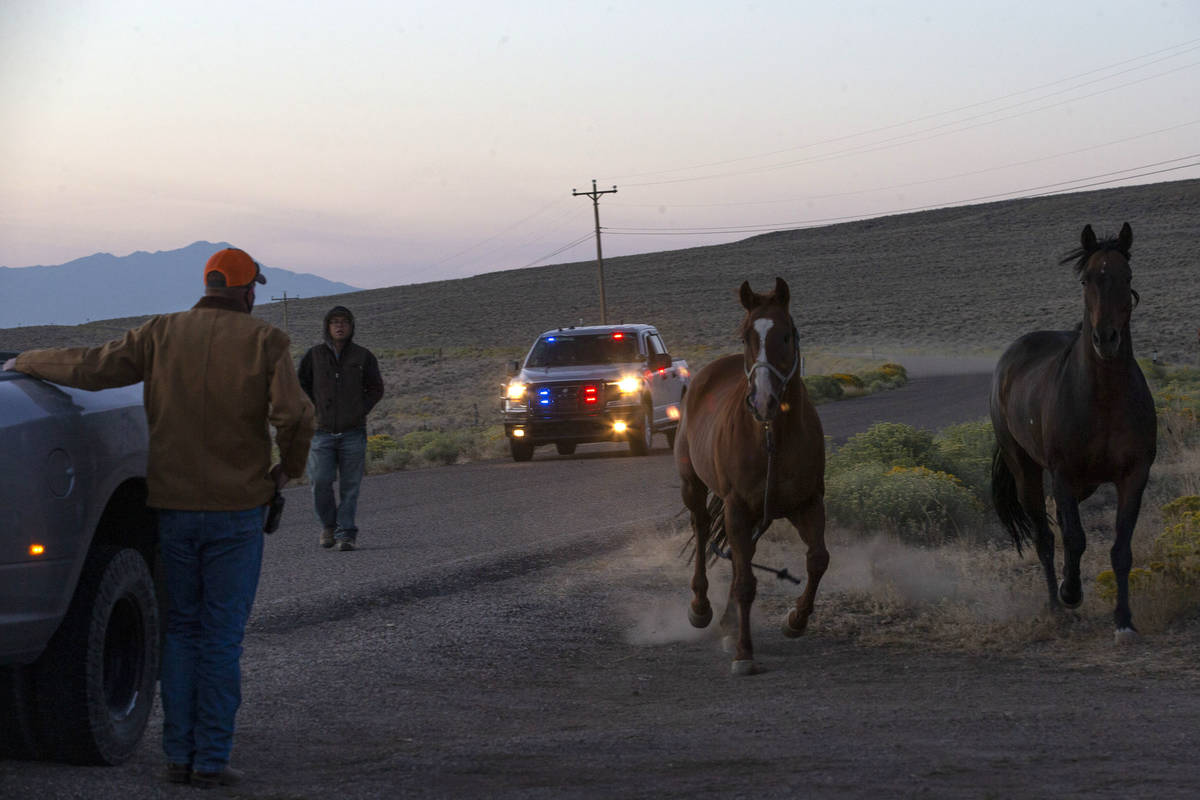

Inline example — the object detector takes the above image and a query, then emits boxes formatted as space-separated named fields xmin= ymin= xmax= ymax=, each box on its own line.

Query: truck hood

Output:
xmin=517 ymin=363 xmax=643 ymax=383
xmin=1 ymin=374 xmax=144 ymax=430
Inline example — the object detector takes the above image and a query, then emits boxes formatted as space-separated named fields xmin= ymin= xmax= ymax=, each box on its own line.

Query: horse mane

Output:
xmin=1058 ymin=233 xmax=1132 ymax=277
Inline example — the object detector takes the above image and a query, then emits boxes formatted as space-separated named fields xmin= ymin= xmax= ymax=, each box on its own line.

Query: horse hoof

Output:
xmin=781 ymin=610 xmax=807 ymax=638
xmin=1114 ymin=627 xmax=1139 ymax=646
xmin=688 ymin=604 xmax=713 ymax=629
xmin=1058 ymin=580 xmax=1082 ymax=610
xmin=731 ymin=659 xmax=759 ymax=676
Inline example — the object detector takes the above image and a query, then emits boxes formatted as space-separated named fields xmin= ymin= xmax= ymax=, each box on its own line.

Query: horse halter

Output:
xmin=744 ymin=323 xmax=800 ymax=424
xmin=716 ymin=319 xmax=801 ymax=571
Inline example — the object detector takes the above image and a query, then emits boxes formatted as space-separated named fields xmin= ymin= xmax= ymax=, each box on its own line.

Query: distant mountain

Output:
xmin=0 ymin=241 xmax=360 ymax=327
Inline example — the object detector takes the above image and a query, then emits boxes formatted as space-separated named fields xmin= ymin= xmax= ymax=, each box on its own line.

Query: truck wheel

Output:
xmin=30 ymin=546 xmax=159 ymax=765
xmin=510 ymin=438 xmax=535 ymax=462
xmin=628 ymin=405 xmax=653 ymax=456
xmin=555 ymin=442 xmax=577 ymax=456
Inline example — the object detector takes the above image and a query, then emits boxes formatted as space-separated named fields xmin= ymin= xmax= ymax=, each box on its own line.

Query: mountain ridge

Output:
xmin=0 ymin=240 xmax=359 ymax=327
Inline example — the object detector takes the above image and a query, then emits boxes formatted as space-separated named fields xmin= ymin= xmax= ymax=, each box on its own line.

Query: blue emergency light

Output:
xmin=538 ymin=388 xmax=552 ymax=406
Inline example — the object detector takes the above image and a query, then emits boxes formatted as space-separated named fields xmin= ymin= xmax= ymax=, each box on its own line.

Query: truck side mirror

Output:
xmin=508 ymin=360 xmax=521 ymax=375
xmin=647 ymin=353 xmax=671 ymax=371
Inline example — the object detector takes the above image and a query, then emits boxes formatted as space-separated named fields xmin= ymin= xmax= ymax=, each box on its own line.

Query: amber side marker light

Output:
xmin=30 ymin=544 xmax=46 ymax=556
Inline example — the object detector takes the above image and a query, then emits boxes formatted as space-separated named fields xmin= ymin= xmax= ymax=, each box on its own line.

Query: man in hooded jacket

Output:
xmin=298 ymin=306 xmax=385 ymax=550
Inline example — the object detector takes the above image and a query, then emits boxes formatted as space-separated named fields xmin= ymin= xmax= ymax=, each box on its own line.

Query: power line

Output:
xmin=419 ymin=37 xmax=1200 ymax=276
xmin=427 ymin=195 xmax=571 ymax=269
xmin=602 ymin=157 xmax=1200 ymax=236
xmin=518 ymin=231 xmax=596 ymax=269
xmin=618 ymin=59 xmax=1200 ymax=189
xmin=607 ymin=36 xmax=1200 ymax=184
xmin=609 ymin=119 xmax=1200 ymax=210
xmin=444 ymin=203 xmax=590 ymax=276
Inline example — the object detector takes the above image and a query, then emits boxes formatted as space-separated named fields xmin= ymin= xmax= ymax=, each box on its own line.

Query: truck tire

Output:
xmin=30 ymin=546 xmax=159 ymax=765
xmin=555 ymin=442 xmax=577 ymax=456
xmin=510 ymin=438 xmax=535 ymax=462
xmin=628 ymin=404 xmax=653 ymax=456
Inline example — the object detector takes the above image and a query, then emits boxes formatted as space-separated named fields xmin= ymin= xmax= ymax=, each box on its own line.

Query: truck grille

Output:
xmin=528 ymin=382 xmax=605 ymax=413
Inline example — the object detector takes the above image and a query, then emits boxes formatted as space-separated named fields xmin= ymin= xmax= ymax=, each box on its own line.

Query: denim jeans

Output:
xmin=307 ymin=427 xmax=367 ymax=540
xmin=158 ymin=507 xmax=264 ymax=773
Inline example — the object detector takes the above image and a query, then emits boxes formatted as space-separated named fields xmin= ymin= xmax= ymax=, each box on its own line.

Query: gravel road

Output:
xmin=6 ymin=360 xmax=1200 ymax=799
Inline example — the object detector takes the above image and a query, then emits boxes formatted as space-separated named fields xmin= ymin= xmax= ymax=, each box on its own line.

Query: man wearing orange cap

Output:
xmin=4 ymin=247 xmax=314 ymax=788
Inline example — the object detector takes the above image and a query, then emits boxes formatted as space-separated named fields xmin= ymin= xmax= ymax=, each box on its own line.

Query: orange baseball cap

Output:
xmin=204 ymin=248 xmax=267 ymax=287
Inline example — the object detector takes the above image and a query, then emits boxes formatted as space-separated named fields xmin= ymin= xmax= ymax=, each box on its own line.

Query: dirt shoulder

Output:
xmin=4 ymin=522 xmax=1200 ymax=800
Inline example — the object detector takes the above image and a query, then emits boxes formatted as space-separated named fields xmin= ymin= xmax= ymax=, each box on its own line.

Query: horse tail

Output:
xmin=680 ymin=491 xmax=735 ymax=566
xmin=705 ymin=494 xmax=726 ymax=565
xmin=680 ymin=492 xmax=727 ymax=565
xmin=990 ymin=444 xmax=1033 ymax=555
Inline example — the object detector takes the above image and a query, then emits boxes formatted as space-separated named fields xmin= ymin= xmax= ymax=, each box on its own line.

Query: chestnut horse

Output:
xmin=990 ymin=222 xmax=1157 ymax=643
xmin=675 ymin=277 xmax=827 ymax=675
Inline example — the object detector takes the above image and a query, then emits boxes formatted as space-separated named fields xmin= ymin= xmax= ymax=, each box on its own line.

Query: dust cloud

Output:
xmin=811 ymin=532 xmax=1042 ymax=623
xmin=610 ymin=521 xmax=1045 ymax=648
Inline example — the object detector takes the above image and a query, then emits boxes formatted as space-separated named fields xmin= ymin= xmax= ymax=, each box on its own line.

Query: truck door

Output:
xmin=645 ymin=331 xmax=672 ymax=425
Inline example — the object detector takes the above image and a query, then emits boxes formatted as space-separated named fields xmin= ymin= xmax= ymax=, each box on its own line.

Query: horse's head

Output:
xmin=738 ymin=277 xmax=799 ymax=423
xmin=1061 ymin=222 xmax=1136 ymax=361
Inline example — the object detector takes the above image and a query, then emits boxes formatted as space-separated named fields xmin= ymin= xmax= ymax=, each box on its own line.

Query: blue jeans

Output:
xmin=307 ymin=428 xmax=367 ymax=540
xmin=158 ymin=507 xmax=264 ymax=773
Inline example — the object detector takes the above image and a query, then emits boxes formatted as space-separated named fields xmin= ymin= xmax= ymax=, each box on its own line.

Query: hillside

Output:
xmin=3 ymin=179 xmax=1196 ymax=365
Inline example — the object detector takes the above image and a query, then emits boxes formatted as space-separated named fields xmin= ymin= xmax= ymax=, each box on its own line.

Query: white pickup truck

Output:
xmin=501 ymin=324 xmax=689 ymax=461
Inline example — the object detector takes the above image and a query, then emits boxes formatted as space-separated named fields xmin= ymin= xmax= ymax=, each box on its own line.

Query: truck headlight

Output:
xmin=506 ymin=382 xmax=527 ymax=401
xmin=615 ymin=376 xmax=640 ymax=394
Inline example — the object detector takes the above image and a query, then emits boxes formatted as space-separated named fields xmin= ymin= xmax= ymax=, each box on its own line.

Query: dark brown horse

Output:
xmin=990 ymin=222 xmax=1157 ymax=643
xmin=675 ymin=277 xmax=828 ymax=675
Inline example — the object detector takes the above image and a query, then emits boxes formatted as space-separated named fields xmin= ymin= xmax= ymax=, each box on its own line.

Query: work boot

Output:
xmin=164 ymin=762 xmax=191 ymax=784
xmin=191 ymin=765 xmax=243 ymax=789
xmin=320 ymin=527 xmax=336 ymax=548
xmin=336 ymin=536 xmax=356 ymax=551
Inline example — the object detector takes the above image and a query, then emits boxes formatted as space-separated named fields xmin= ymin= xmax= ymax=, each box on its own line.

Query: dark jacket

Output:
xmin=16 ymin=296 xmax=315 ymax=510
xmin=298 ymin=305 xmax=384 ymax=433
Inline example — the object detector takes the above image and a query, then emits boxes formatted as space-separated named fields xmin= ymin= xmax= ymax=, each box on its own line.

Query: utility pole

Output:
xmin=271 ymin=290 xmax=299 ymax=333
xmin=572 ymin=179 xmax=617 ymax=324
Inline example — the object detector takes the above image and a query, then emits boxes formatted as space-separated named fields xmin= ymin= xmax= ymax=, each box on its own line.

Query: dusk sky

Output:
xmin=2 ymin=1 xmax=1198 ymax=290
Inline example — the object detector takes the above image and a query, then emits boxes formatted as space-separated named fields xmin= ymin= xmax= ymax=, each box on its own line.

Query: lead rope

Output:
xmin=708 ymin=422 xmax=802 ymax=584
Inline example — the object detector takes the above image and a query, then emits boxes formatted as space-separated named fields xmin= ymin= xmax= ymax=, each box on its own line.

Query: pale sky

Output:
xmin=2 ymin=1 xmax=1198 ymax=289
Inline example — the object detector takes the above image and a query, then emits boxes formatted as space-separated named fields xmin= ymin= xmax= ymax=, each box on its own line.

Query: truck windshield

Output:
xmin=526 ymin=334 xmax=639 ymax=367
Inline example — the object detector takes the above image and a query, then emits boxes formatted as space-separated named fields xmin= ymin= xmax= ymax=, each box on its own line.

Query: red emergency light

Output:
xmin=583 ymin=385 xmax=599 ymax=404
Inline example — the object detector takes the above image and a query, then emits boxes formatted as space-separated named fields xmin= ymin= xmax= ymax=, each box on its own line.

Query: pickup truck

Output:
xmin=501 ymin=324 xmax=689 ymax=461
xmin=0 ymin=353 xmax=159 ymax=765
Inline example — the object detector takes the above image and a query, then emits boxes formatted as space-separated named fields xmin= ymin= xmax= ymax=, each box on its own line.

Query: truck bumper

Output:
xmin=0 ymin=558 xmax=73 ymax=664
xmin=504 ymin=404 xmax=642 ymax=445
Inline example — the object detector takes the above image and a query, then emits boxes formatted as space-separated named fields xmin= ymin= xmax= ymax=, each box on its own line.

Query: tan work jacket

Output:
xmin=15 ymin=296 xmax=315 ymax=511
